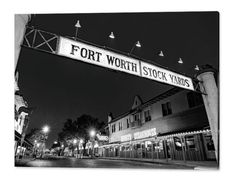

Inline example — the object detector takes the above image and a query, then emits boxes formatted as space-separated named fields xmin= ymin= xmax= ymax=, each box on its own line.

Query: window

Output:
xmin=187 ymin=92 xmax=203 ymax=108
xmin=144 ymin=110 xmax=151 ymax=122
xmin=174 ymin=137 xmax=183 ymax=151
xmin=118 ymin=122 xmax=123 ymax=131
xmin=162 ymin=102 xmax=172 ymax=116
xmin=204 ymin=135 xmax=215 ymax=151
xmin=111 ymin=124 xmax=116 ymax=133
xmin=185 ymin=136 xmax=196 ymax=149
xmin=134 ymin=113 xmax=140 ymax=121
xmin=127 ymin=118 xmax=129 ymax=128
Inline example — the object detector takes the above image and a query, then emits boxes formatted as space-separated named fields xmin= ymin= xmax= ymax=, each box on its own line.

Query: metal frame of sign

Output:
xmin=22 ymin=26 xmax=205 ymax=94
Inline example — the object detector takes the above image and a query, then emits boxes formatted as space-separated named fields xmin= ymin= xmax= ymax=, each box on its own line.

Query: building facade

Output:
xmin=99 ymin=87 xmax=216 ymax=162
xmin=14 ymin=73 xmax=33 ymax=158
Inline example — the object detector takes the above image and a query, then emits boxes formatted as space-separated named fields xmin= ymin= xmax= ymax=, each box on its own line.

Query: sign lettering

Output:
xmin=134 ymin=128 xmax=157 ymax=140
xmin=57 ymin=37 xmax=194 ymax=91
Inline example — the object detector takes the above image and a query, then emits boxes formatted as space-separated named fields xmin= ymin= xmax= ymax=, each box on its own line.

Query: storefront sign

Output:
xmin=96 ymin=134 xmax=108 ymax=141
xmin=57 ymin=37 xmax=194 ymax=91
xmin=121 ymin=134 xmax=132 ymax=142
xmin=134 ymin=128 xmax=157 ymax=140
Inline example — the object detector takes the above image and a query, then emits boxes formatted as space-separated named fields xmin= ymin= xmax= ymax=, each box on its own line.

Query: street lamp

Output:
xmin=41 ymin=125 xmax=50 ymax=158
xmin=158 ymin=50 xmax=164 ymax=57
xmin=75 ymin=20 xmax=81 ymax=41
xmin=178 ymin=57 xmax=183 ymax=64
xmin=89 ymin=130 xmax=96 ymax=158
xmin=73 ymin=139 xmax=78 ymax=158
xmin=42 ymin=125 xmax=49 ymax=134
xmin=129 ymin=41 xmax=141 ymax=56
xmin=90 ymin=130 xmax=96 ymax=138
xmin=109 ymin=32 xmax=115 ymax=39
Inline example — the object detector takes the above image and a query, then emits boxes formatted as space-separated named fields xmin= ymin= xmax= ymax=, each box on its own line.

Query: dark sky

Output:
xmin=16 ymin=12 xmax=219 ymax=148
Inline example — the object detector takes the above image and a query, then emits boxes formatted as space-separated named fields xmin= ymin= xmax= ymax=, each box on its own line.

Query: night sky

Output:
xmin=16 ymin=12 xmax=219 ymax=148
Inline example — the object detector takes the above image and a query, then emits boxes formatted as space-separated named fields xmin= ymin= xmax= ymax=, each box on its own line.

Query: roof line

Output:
xmin=109 ymin=87 xmax=184 ymax=123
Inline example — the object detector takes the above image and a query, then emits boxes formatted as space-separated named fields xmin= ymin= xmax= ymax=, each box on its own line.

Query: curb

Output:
xmin=97 ymin=157 xmax=218 ymax=169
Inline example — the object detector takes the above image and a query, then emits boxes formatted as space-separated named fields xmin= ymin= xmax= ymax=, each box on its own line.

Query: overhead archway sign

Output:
xmin=57 ymin=37 xmax=194 ymax=91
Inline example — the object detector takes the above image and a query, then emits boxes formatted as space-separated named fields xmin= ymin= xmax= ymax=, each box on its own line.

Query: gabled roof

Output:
xmin=131 ymin=95 xmax=143 ymax=109
xmin=109 ymin=87 xmax=183 ymax=123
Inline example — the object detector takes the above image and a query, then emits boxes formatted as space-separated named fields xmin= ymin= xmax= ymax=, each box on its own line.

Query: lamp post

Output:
xmin=129 ymin=41 xmax=141 ymax=56
xmin=74 ymin=20 xmax=81 ymax=41
xmin=60 ymin=144 xmax=64 ymax=156
xmin=41 ymin=125 xmax=49 ymax=158
xmin=73 ymin=139 xmax=78 ymax=158
xmin=33 ymin=140 xmax=37 ymax=158
xmin=79 ymin=139 xmax=83 ymax=159
xmin=90 ymin=130 xmax=96 ymax=158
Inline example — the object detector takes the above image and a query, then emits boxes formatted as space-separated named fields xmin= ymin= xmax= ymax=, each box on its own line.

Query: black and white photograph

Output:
xmin=14 ymin=12 xmax=219 ymax=170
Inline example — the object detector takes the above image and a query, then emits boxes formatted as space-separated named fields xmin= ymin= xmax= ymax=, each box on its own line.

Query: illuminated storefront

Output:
xmin=100 ymin=87 xmax=216 ymax=161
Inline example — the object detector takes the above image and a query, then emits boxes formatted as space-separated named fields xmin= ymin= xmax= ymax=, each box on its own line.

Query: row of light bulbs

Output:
xmin=75 ymin=20 xmax=200 ymax=71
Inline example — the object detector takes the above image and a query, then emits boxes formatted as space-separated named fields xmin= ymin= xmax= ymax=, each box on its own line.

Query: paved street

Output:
xmin=15 ymin=157 xmax=194 ymax=169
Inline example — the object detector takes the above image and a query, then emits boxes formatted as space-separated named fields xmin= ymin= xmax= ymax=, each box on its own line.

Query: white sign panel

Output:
xmin=58 ymin=37 xmax=140 ymax=76
xmin=134 ymin=128 xmax=157 ymax=140
xmin=141 ymin=62 xmax=194 ymax=90
xmin=57 ymin=37 xmax=194 ymax=91
xmin=96 ymin=134 xmax=108 ymax=141
xmin=121 ymin=134 xmax=132 ymax=142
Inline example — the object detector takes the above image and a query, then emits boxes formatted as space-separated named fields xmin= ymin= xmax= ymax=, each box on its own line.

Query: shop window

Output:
xmin=162 ymin=102 xmax=172 ymax=116
xmin=205 ymin=135 xmax=215 ymax=151
xmin=136 ymin=144 xmax=141 ymax=149
xmin=187 ymin=92 xmax=203 ymax=108
xmin=157 ymin=140 xmax=164 ymax=152
xmin=185 ymin=136 xmax=196 ymax=149
xmin=144 ymin=110 xmax=151 ymax=122
xmin=174 ymin=137 xmax=182 ymax=151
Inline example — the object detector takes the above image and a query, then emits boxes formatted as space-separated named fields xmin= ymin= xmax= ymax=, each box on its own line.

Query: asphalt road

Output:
xmin=15 ymin=157 xmax=194 ymax=169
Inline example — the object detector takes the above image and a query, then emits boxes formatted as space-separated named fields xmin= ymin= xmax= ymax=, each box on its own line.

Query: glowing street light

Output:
xmin=80 ymin=139 xmax=83 ymax=144
xmin=73 ymin=139 xmax=77 ymax=144
xmin=90 ymin=130 xmax=96 ymax=137
xmin=42 ymin=125 xmax=49 ymax=134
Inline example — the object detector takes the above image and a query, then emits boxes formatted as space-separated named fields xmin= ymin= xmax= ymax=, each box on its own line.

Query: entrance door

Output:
xmin=203 ymin=134 xmax=216 ymax=160
xmin=184 ymin=135 xmax=203 ymax=161
xmin=165 ymin=138 xmax=171 ymax=159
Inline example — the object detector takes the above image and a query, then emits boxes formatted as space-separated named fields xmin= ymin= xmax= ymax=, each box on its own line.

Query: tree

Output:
xmin=58 ymin=115 xmax=105 ymax=154
xmin=25 ymin=128 xmax=44 ymax=145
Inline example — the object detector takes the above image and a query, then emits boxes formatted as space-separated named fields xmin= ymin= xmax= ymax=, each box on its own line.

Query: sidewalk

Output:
xmin=15 ymin=157 xmax=36 ymax=166
xmin=98 ymin=157 xmax=218 ymax=170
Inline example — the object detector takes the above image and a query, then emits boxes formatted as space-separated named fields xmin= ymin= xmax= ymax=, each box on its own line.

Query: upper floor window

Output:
xmin=162 ymin=102 xmax=172 ymax=116
xmin=127 ymin=118 xmax=130 ymax=128
xmin=144 ymin=110 xmax=151 ymax=122
xmin=118 ymin=122 xmax=123 ymax=131
xmin=111 ymin=124 xmax=116 ymax=133
xmin=134 ymin=113 xmax=140 ymax=121
xmin=187 ymin=92 xmax=203 ymax=108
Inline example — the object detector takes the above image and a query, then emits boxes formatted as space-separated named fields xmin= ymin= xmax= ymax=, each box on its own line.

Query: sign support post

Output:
xmin=196 ymin=68 xmax=219 ymax=161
